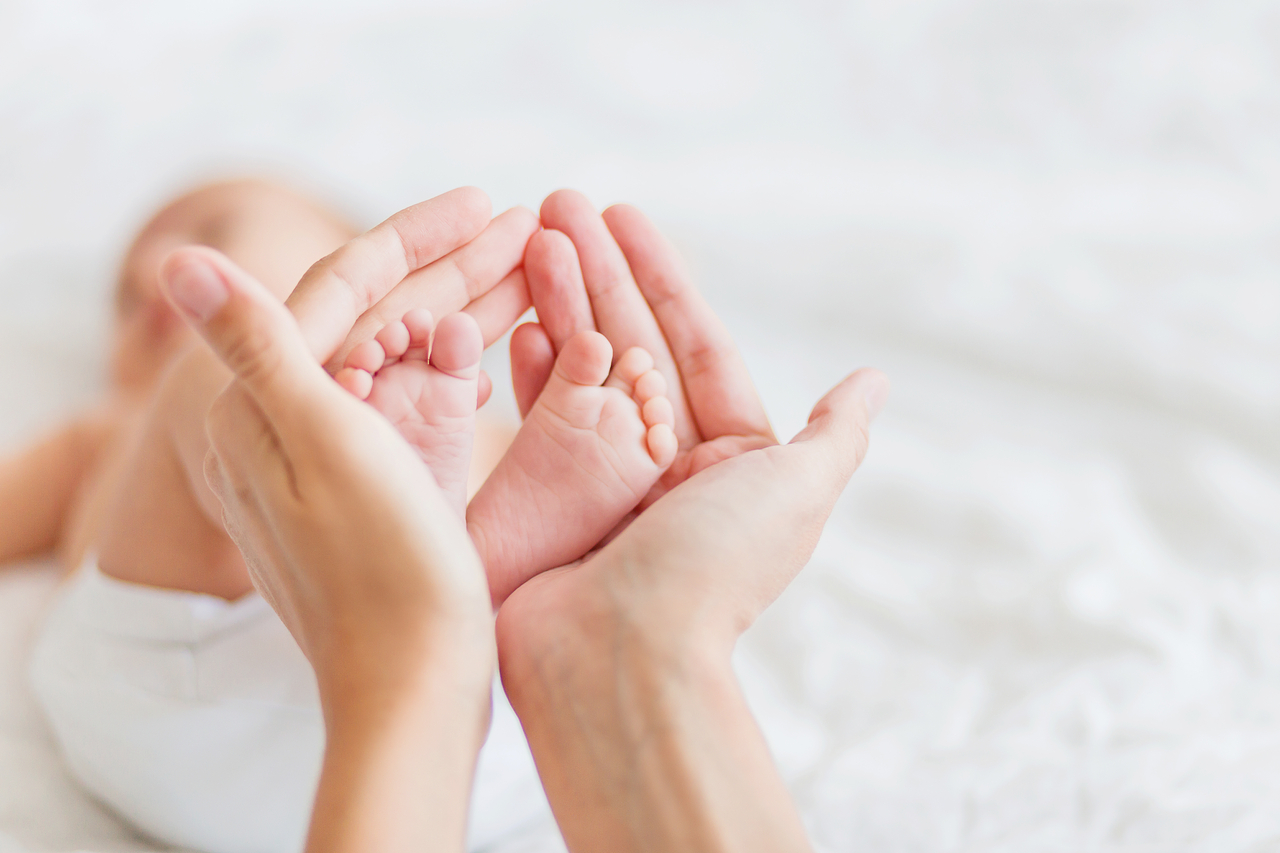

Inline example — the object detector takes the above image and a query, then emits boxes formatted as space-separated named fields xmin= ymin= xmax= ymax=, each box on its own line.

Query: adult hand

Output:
xmin=154 ymin=188 xmax=537 ymax=562
xmin=161 ymin=186 xmax=529 ymax=675
xmin=289 ymin=186 xmax=537 ymax=370
xmin=500 ymin=191 xmax=890 ymax=851
xmin=165 ymin=245 xmax=492 ymax=693
xmin=160 ymin=187 xmax=526 ymax=853
xmin=498 ymin=367 xmax=888 ymax=853
xmin=513 ymin=192 xmax=775 ymax=502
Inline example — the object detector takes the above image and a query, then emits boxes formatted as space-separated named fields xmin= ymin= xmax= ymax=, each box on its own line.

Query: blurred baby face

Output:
xmin=109 ymin=231 xmax=193 ymax=394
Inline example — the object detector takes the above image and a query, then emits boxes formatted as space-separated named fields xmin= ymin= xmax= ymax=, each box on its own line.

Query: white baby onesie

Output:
xmin=29 ymin=563 xmax=550 ymax=853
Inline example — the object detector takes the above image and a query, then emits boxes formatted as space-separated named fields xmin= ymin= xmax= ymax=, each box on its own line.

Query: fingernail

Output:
xmin=167 ymin=259 xmax=228 ymax=323
xmin=864 ymin=373 xmax=890 ymax=421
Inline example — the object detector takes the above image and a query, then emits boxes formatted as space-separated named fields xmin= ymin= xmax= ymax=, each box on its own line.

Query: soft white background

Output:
xmin=3 ymin=0 xmax=1280 ymax=850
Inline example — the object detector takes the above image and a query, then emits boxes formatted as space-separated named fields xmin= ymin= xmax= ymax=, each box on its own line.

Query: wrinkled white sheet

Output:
xmin=3 ymin=1 xmax=1279 ymax=850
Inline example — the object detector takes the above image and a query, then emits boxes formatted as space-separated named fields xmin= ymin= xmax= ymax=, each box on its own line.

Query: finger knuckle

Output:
xmin=224 ymin=321 xmax=286 ymax=388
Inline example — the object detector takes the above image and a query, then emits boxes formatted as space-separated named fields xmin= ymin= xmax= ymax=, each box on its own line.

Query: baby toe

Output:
xmin=646 ymin=423 xmax=678 ymax=467
xmin=557 ymin=331 xmax=613 ymax=388
xmin=334 ymin=367 xmax=374 ymax=400
xmin=345 ymin=339 xmax=387 ymax=374
xmin=402 ymin=309 xmax=435 ymax=360
xmin=375 ymin=321 xmax=411 ymax=361
xmin=632 ymin=368 xmax=667 ymax=405
xmin=429 ymin=313 xmax=483 ymax=378
xmin=642 ymin=395 xmax=675 ymax=429
xmin=609 ymin=347 xmax=655 ymax=391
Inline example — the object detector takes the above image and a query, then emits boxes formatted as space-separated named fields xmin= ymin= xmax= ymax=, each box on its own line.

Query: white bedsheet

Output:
xmin=3 ymin=1 xmax=1279 ymax=850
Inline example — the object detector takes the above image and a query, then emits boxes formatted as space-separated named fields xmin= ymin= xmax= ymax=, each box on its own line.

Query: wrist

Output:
xmin=319 ymin=615 xmax=496 ymax=737
xmin=498 ymin=568 xmax=733 ymax=726
xmin=309 ymin=640 xmax=494 ymax=853
xmin=498 ymin=577 xmax=809 ymax=853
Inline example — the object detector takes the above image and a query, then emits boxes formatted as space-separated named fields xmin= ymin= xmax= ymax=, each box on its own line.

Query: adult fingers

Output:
xmin=721 ymin=368 xmax=889 ymax=613
xmin=510 ymin=322 xmax=555 ymax=419
xmin=287 ymin=187 xmax=492 ymax=364
xmin=603 ymin=203 xmax=774 ymax=444
xmin=788 ymin=368 xmax=890 ymax=487
xmin=162 ymin=245 xmax=340 ymax=440
xmin=327 ymin=205 xmax=538 ymax=369
xmin=539 ymin=191 xmax=698 ymax=446
xmin=464 ymin=267 xmax=532 ymax=347
xmin=524 ymin=228 xmax=596 ymax=351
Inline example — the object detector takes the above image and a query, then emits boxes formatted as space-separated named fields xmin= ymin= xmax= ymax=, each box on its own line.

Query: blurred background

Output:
xmin=3 ymin=1 xmax=1280 ymax=850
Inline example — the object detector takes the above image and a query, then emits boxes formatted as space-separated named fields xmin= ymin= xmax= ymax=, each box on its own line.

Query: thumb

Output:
xmin=789 ymin=368 xmax=890 ymax=481
xmin=161 ymin=245 xmax=335 ymax=428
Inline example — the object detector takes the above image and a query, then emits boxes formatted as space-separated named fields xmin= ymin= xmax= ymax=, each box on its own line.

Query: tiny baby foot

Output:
xmin=469 ymin=330 xmax=677 ymax=605
xmin=334 ymin=309 xmax=482 ymax=516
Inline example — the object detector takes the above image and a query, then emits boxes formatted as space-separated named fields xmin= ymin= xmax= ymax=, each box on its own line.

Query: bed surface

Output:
xmin=3 ymin=1 xmax=1279 ymax=850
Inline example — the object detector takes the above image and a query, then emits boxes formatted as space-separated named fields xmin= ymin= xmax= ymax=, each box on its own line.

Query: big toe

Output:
xmin=555 ymin=331 xmax=613 ymax=388
xmin=430 ymin=312 xmax=483 ymax=378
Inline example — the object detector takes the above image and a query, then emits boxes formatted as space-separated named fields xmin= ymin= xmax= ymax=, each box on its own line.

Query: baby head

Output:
xmin=109 ymin=208 xmax=198 ymax=395
xmin=108 ymin=178 xmax=356 ymax=395
xmin=108 ymin=180 xmax=265 ymax=394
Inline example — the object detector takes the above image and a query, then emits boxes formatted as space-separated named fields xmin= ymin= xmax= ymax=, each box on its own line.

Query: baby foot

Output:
xmin=469 ymin=330 xmax=677 ymax=605
xmin=334 ymin=308 xmax=482 ymax=515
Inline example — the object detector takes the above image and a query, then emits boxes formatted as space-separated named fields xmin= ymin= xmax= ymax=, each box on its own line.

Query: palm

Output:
xmin=648 ymin=432 xmax=776 ymax=506
xmin=497 ymin=434 xmax=831 ymax=661
xmin=497 ymin=193 xmax=884 ymax=712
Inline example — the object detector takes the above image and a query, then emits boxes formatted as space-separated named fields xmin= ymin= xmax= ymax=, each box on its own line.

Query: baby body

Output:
xmin=24 ymin=182 xmax=677 ymax=853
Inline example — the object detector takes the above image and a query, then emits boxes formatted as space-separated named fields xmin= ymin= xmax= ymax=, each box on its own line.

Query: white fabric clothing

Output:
xmin=28 ymin=563 xmax=549 ymax=853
